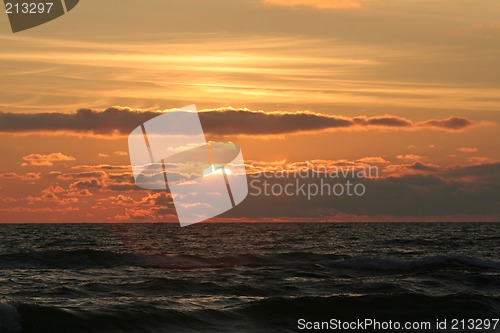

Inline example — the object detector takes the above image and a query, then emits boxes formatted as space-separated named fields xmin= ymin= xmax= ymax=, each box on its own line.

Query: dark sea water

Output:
xmin=0 ymin=223 xmax=499 ymax=333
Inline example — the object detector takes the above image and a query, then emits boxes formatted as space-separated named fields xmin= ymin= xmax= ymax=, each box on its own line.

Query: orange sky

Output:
xmin=0 ymin=0 xmax=499 ymax=222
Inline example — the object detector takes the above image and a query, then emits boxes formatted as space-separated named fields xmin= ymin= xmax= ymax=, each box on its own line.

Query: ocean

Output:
xmin=0 ymin=223 xmax=498 ymax=333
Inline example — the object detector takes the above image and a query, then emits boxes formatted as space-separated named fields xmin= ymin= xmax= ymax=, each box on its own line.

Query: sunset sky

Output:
xmin=0 ymin=0 xmax=499 ymax=222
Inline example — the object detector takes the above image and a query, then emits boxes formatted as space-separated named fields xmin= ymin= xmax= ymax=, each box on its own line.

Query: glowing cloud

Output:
xmin=21 ymin=153 xmax=76 ymax=166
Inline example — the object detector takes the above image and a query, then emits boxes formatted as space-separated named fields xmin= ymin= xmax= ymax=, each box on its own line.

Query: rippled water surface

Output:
xmin=0 ymin=223 xmax=499 ymax=332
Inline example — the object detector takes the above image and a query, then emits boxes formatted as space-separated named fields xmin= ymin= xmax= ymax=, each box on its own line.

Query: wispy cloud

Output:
xmin=0 ymin=172 xmax=41 ymax=181
xmin=457 ymin=147 xmax=478 ymax=153
xmin=261 ymin=0 xmax=365 ymax=10
xmin=2 ymin=33 xmax=499 ymax=114
xmin=455 ymin=21 xmax=500 ymax=38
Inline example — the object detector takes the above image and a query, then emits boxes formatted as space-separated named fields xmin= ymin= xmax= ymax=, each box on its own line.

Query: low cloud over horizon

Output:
xmin=1 ymin=158 xmax=498 ymax=222
xmin=223 ymin=161 xmax=500 ymax=220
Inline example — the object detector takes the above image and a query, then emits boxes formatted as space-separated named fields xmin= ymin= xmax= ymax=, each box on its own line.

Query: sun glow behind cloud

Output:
xmin=1 ymin=33 xmax=499 ymax=114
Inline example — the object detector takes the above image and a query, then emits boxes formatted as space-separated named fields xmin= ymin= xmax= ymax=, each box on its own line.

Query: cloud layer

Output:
xmin=1 ymin=156 xmax=498 ymax=222
xmin=0 ymin=107 xmax=478 ymax=136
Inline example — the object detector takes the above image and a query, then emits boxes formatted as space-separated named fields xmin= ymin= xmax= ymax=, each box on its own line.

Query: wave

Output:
xmin=236 ymin=294 xmax=500 ymax=326
xmin=1 ymin=249 xmax=499 ymax=274
xmin=0 ymin=303 xmax=22 ymax=333
xmin=0 ymin=250 xmax=140 ymax=269
xmin=0 ymin=250 xmax=263 ymax=270
xmin=0 ymin=302 xmax=209 ymax=333
xmin=327 ymin=255 xmax=500 ymax=272
xmin=2 ymin=294 xmax=499 ymax=333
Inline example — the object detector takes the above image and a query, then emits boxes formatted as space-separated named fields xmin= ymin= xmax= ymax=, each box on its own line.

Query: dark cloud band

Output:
xmin=0 ymin=107 xmax=476 ymax=135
